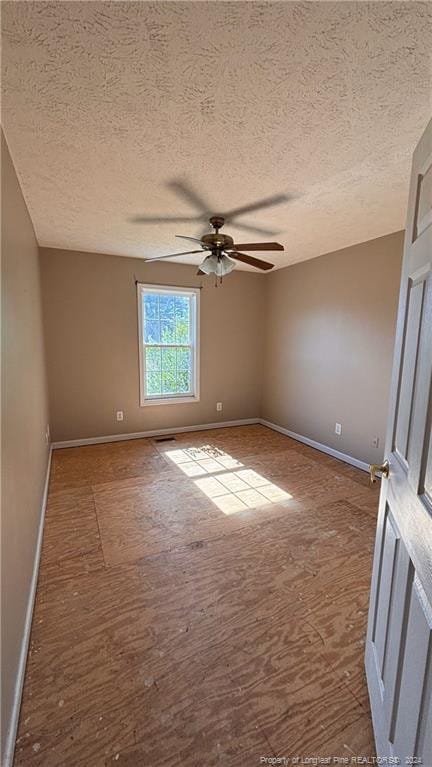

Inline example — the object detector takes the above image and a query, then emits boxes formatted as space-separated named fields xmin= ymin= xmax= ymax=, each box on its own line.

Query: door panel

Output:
xmin=366 ymin=118 xmax=432 ymax=760
xmin=381 ymin=534 xmax=412 ymax=724
xmin=424 ymin=430 xmax=432 ymax=503
xmin=391 ymin=576 xmax=432 ymax=764
xmin=395 ymin=278 xmax=426 ymax=463
xmin=414 ymin=155 xmax=432 ymax=240
xmin=372 ymin=507 xmax=400 ymax=675
xmin=367 ymin=505 xmax=432 ymax=761
xmin=405 ymin=271 xmax=432 ymax=485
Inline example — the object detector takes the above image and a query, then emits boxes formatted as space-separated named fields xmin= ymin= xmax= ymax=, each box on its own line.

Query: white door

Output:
xmin=365 ymin=117 xmax=432 ymax=763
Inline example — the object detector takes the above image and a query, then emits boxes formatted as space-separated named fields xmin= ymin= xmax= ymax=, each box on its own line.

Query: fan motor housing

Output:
xmin=201 ymin=233 xmax=234 ymax=250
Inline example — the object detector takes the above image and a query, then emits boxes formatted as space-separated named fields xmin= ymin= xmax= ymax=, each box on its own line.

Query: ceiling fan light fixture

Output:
xmin=198 ymin=254 xmax=218 ymax=275
xmin=218 ymin=254 xmax=236 ymax=276
xmin=199 ymin=254 xmax=236 ymax=277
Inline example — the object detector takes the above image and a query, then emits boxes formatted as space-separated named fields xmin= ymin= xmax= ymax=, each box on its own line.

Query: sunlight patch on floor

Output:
xmin=165 ymin=444 xmax=291 ymax=514
xmin=164 ymin=446 xmax=243 ymax=477
xmin=194 ymin=471 xmax=292 ymax=514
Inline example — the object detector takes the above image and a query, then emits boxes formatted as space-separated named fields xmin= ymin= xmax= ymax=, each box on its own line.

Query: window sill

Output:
xmin=141 ymin=395 xmax=200 ymax=407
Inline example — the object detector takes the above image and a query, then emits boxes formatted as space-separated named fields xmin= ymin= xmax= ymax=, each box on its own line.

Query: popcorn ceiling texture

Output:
xmin=2 ymin=1 xmax=431 ymax=269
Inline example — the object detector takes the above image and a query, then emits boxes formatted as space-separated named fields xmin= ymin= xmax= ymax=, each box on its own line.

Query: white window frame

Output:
xmin=137 ymin=283 xmax=200 ymax=406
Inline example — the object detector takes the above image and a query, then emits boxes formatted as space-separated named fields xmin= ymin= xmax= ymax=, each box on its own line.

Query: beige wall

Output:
xmin=1 ymin=132 xmax=50 ymax=762
xmin=40 ymin=234 xmax=403 ymax=462
xmin=261 ymin=231 xmax=404 ymax=465
xmin=40 ymin=248 xmax=265 ymax=442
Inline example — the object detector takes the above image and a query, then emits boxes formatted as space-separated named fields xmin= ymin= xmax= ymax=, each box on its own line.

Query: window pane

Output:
xmin=176 ymin=318 xmax=190 ymax=344
xmin=160 ymin=319 xmax=176 ymax=344
xmin=146 ymin=347 xmax=161 ymax=371
xmin=175 ymin=296 xmax=190 ymax=343
xmin=175 ymin=296 xmax=189 ymax=320
xmin=161 ymin=347 xmax=176 ymax=371
xmin=144 ymin=294 xmax=159 ymax=320
xmin=145 ymin=320 xmax=160 ymax=344
xmin=159 ymin=295 xmax=175 ymax=319
xmin=176 ymin=347 xmax=191 ymax=372
xmin=141 ymin=289 xmax=197 ymax=402
xmin=161 ymin=371 xmax=176 ymax=393
xmin=146 ymin=372 xmax=161 ymax=396
xmin=177 ymin=371 xmax=191 ymax=393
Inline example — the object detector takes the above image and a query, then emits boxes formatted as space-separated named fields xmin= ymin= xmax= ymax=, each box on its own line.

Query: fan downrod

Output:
xmin=209 ymin=216 xmax=225 ymax=233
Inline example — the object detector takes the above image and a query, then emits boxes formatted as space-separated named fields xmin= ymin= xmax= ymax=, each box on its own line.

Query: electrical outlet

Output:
xmin=45 ymin=424 xmax=50 ymax=445
xmin=335 ymin=422 xmax=342 ymax=436
xmin=116 ymin=411 xmax=124 ymax=421
xmin=216 ymin=402 xmax=223 ymax=412
xmin=372 ymin=436 xmax=380 ymax=448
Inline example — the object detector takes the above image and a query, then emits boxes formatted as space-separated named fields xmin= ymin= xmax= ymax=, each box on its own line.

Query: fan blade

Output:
xmin=229 ymin=220 xmax=280 ymax=237
xmin=167 ymin=180 xmax=211 ymax=214
xmin=232 ymin=242 xmax=284 ymax=251
xmin=131 ymin=215 xmax=202 ymax=224
xmin=144 ymin=250 xmax=207 ymax=262
xmin=197 ymin=268 xmax=205 ymax=276
xmin=229 ymin=252 xmax=274 ymax=271
xmin=223 ymin=193 xmax=289 ymax=220
xmin=176 ymin=235 xmax=205 ymax=246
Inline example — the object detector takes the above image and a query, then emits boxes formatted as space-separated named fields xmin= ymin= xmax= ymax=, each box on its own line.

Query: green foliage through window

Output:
xmin=142 ymin=290 xmax=195 ymax=398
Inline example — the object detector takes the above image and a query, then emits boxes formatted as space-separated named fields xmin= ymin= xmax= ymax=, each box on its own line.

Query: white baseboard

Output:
xmin=51 ymin=418 xmax=369 ymax=474
xmin=259 ymin=419 xmax=370 ymax=473
xmin=3 ymin=447 xmax=52 ymax=767
xmin=51 ymin=418 xmax=260 ymax=449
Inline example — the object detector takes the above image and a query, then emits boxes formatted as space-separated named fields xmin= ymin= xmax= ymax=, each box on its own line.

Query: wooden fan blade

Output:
xmin=176 ymin=235 xmax=205 ymax=245
xmin=230 ymin=252 xmax=274 ymax=271
xmin=232 ymin=242 xmax=284 ymax=251
xmin=144 ymin=250 xmax=207 ymax=262
xmin=197 ymin=268 xmax=205 ymax=276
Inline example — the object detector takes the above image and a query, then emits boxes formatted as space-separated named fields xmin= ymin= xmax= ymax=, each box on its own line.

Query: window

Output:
xmin=137 ymin=284 xmax=200 ymax=406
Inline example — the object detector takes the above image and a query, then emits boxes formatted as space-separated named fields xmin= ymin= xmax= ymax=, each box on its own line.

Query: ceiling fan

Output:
xmin=142 ymin=216 xmax=284 ymax=278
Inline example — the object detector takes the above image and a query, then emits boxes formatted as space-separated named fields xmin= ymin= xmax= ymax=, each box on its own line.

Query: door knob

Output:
xmin=369 ymin=460 xmax=390 ymax=485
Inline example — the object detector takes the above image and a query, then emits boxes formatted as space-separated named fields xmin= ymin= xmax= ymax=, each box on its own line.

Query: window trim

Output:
xmin=137 ymin=283 xmax=200 ymax=407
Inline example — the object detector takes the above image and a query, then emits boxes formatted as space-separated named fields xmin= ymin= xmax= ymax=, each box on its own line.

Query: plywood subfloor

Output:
xmin=14 ymin=425 xmax=379 ymax=766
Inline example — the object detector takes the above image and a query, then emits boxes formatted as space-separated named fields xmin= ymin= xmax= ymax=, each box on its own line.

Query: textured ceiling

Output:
xmin=2 ymin=1 xmax=432 ymax=270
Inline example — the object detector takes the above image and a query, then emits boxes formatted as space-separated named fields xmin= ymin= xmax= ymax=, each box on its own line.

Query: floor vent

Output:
xmin=154 ymin=436 xmax=177 ymax=443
